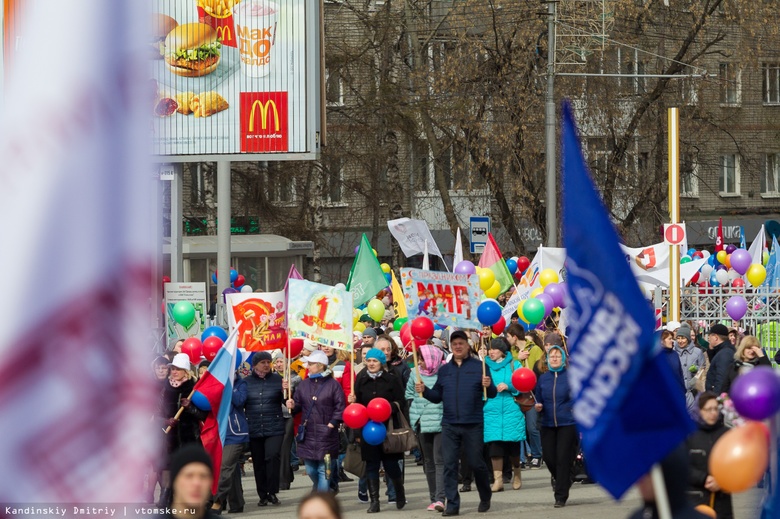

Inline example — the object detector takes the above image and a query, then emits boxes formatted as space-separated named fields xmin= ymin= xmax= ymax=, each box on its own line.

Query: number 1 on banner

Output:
xmin=316 ymin=296 xmax=329 ymax=321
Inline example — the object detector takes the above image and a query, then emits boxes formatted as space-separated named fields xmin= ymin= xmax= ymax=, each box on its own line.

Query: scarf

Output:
xmin=418 ymin=345 xmax=445 ymax=376
xmin=367 ymin=370 xmax=383 ymax=379
xmin=309 ymin=368 xmax=333 ymax=379
xmin=546 ymin=345 xmax=566 ymax=373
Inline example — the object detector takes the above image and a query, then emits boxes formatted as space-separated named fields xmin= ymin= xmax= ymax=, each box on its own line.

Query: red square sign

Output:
xmin=240 ymin=92 xmax=289 ymax=153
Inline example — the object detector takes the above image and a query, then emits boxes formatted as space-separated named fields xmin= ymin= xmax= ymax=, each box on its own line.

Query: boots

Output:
xmin=491 ymin=471 xmax=504 ymax=492
xmin=367 ymin=478 xmax=381 ymax=513
xmin=512 ymin=466 xmax=522 ymax=490
xmin=156 ymin=487 xmax=172 ymax=508
xmin=390 ymin=478 xmax=406 ymax=509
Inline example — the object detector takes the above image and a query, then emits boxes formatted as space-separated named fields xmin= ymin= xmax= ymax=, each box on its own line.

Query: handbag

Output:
xmin=383 ymin=402 xmax=418 ymax=454
xmin=514 ymin=392 xmax=536 ymax=413
xmin=343 ymin=442 xmax=366 ymax=478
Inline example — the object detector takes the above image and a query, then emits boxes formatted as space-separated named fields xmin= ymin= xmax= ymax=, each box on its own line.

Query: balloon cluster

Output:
xmin=708 ymin=367 xmax=779 ymax=493
xmin=212 ymin=269 xmax=253 ymax=294
xmin=343 ymin=397 xmax=392 ymax=445
xmin=180 ymin=326 xmax=229 ymax=363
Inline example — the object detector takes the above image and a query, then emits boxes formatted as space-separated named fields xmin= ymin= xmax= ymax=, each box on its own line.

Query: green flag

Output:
xmin=346 ymin=234 xmax=387 ymax=308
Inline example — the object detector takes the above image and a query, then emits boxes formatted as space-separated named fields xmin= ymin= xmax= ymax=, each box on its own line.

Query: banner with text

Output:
xmin=400 ymin=268 xmax=481 ymax=329
xmin=287 ymin=279 xmax=353 ymax=350
xmin=164 ymin=282 xmax=208 ymax=342
xmin=226 ymin=291 xmax=287 ymax=351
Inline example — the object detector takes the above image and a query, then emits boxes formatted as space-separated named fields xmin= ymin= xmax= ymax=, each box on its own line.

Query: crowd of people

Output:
xmin=149 ymin=310 xmax=770 ymax=518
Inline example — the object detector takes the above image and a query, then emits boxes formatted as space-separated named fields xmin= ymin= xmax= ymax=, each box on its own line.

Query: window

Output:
xmin=325 ymin=68 xmax=344 ymax=106
xmin=322 ymin=157 xmax=343 ymax=203
xmin=190 ymin=163 xmax=207 ymax=205
xmin=412 ymin=140 xmax=432 ymax=192
xmin=763 ymin=63 xmax=780 ymax=105
xmin=762 ymin=153 xmax=780 ymax=195
xmin=719 ymin=63 xmax=741 ymax=105
xmin=680 ymin=153 xmax=699 ymax=197
xmin=719 ymin=154 xmax=740 ymax=195
xmin=265 ymin=163 xmax=296 ymax=203
xmin=680 ymin=76 xmax=699 ymax=106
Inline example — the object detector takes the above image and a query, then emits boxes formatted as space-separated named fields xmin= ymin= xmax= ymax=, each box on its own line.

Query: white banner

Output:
xmin=387 ymin=218 xmax=443 ymax=258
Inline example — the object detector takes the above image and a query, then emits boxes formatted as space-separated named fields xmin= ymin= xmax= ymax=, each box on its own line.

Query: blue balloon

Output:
xmin=211 ymin=272 xmax=218 ymax=284
xmin=202 ymin=326 xmax=228 ymax=342
xmin=477 ymin=299 xmax=502 ymax=327
xmin=362 ymin=421 xmax=387 ymax=445
xmin=707 ymin=255 xmax=716 ymax=266
xmin=191 ymin=390 xmax=211 ymax=411
xmin=236 ymin=350 xmax=244 ymax=369
xmin=230 ymin=269 xmax=239 ymax=283
xmin=709 ymin=271 xmax=720 ymax=287
xmin=505 ymin=258 xmax=518 ymax=275
xmin=687 ymin=248 xmax=697 ymax=257
xmin=385 ymin=273 xmax=392 ymax=284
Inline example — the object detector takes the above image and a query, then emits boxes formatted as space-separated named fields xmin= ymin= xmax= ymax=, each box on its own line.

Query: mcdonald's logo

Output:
xmin=215 ymin=25 xmax=232 ymax=43
xmin=248 ymin=99 xmax=280 ymax=132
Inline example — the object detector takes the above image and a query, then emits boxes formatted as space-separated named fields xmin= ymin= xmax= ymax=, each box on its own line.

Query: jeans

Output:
xmin=303 ymin=459 xmax=331 ymax=492
xmin=441 ymin=423 xmax=492 ymax=511
xmin=541 ymin=425 xmax=578 ymax=503
xmin=419 ymin=431 xmax=445 ymax=503
xmin=249 ymin=435 xmax=284 ymax=498
xmin=523 ymin=406 xmax=543 ymax=458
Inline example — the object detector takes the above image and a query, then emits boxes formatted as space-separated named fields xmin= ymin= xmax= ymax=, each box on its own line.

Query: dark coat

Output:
xmin=292 ymin=374 xmax=345 ymax=461
xmin=705 ymin=341 xmax=736 ymax=395
xmin=225 ymin=377 xmax=250 ymax=446
xmin=244 ymin=371 xmax=285 ymax=438
xmin=722 ymin=355 xmax=771 ymax=394
xmin=661 ymin=347 xmax=686 ymax=393
xmin=422 ymin=355 xmax=496 ymax=425
xmin=160 ymin=378 xmax=207 ymax=453
xmin=389 ymin=357 xmax=411 ymax=387
xmin=353 ymin=369 xmax=406 ymax=462
xmin=535 ymin=369 xmax=576 ymax=428
xmin=686 ymin=420 xmax=734 ymax=519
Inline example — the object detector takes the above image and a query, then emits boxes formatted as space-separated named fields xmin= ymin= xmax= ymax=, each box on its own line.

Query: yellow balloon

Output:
xmin=380 ymin=263 xmax=391 ymax=274
xmin=478 ymin=269 xmax=496 ymax=291
xmin=354 ymin=322 xmax=367 ymax=333
xmin=746 ymin=264 xmax=767 ymax=287
xmin=539 ymin=268 xmax=559 ymax=287
xmin=530 ymin=287 xmax=545 ymax=299
xmin=485 ymin=280 xmax=501 ymax=299
xmin=518 ymin=300 xmax=529 ymax=323
xmin=372 ymin=248 xmax=378 ymax=257
xmin=716 ymin=250 xmax=728 ymax=265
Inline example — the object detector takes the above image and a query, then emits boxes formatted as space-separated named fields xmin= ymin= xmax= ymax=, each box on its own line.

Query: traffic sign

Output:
xmin=470 ymin=216 xmax=491 ymax=254
xmin=663 ymin=223 xmax=686 ymax=246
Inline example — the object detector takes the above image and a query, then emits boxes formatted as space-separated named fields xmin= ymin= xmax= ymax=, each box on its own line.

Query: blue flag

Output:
xmin=740 ymin=226 xmax=746 ymax=249
xmin=766 ymin=236 xmax=779 ymax=290
xmin=560 ymin=101 xmax=695 ymax=499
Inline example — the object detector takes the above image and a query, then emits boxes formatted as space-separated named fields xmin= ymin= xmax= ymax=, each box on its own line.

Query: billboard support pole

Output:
xmin=668 ymin=108 xmax=681 ymax=323
xmin=217 ymin=160 xmax=232 ymax=327
xmin=171 ymin=163 xmax=183 ymax=282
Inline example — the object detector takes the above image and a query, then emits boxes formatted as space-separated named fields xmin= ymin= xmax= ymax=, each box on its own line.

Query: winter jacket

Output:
xmin=535 ymin=369 xmax=575 ymax=428
xmin=723 ymin=354 xmax=771 ymax=394
xmin=483 ymin=356 xmax=526 ymax=443
xmin=244 ymin=371 xmax=285 ymax=438
xmin=292 ymin=374 xmax=345 ymax=461
xmin=705 ymin=341 xmax=736 ymax=395
xmin=686 ymin=420 xmax=733 ymax=519
xmin=225 ymin=377 xmax=250 ymax=446
xmin=661 ymin=347 xmax=686 ymax=393
xmin=674 ymin=344 xmax=707 ymax=414
xmin=353 ymin=369 xmax=406 ymax=462
xmin=422 ymin=355 xmax=497 ymax=425
xmin=389 ymin=357 xmax=411 ymax=386
xmin=405 ymin=371 xmax=443 ymax=434
xmin=160 ymin=378 xmax=208 ymax=453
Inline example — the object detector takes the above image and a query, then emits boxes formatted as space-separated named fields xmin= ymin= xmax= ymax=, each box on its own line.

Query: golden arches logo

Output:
xmin=215 ymin=25 xmax=232 ymax=42
xmin=248 ymin=99 xmax=280 ymax=132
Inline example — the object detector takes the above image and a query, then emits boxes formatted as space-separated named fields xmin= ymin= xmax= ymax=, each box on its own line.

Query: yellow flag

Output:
xmin=391 ymin=271 xmax=408 ymax=319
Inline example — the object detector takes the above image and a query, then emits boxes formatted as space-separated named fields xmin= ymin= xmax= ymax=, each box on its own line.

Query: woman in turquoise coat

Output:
xmin=483 ymin=337 xmax=526 ymax=492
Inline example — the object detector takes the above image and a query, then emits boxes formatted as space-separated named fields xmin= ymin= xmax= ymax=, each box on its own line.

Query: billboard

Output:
xmin=150 ymin=0 xmax=321 ymax=160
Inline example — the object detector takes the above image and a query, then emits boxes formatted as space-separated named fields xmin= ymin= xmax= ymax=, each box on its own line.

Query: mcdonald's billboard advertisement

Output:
xmin=150 ymin=0 xmax=321 ymax=160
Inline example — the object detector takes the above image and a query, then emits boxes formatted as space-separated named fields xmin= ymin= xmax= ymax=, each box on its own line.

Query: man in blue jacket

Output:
xmin=705 ymin=324 xmax=736 ymax=395
xmin=211 ymin=372 xmax=249 ymax=514
xmin=415 ymin=330 xmax=496 ymax=516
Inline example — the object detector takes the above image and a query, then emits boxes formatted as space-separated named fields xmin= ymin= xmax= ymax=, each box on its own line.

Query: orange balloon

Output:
xmin=724 ymin=255 xmax=731 ymax=269
xmin=694 ymin=505 xmax=716 ymax=518
xmin=709 ymin=422 xmax=769 ymax=493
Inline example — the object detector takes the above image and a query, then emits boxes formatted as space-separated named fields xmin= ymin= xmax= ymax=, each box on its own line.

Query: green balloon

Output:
xmin=393 ymin=317 xmax=408 ymax=331
xmin=680 ymin=256 xmax=692 ymax=264
xmin=522 ymin=299 xmax=545 ymax=325
xmin=172 ymin=301 xmax=196 ymax=328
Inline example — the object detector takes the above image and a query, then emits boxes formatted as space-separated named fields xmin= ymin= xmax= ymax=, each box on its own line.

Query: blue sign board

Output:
xmin=469 ymin=216 xmax=491 ymax=254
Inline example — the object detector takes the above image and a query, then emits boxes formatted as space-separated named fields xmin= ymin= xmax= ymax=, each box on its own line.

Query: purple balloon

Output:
xmin=731 ymin=366 xmax=780 ymax=421
xmin=544 ymin=283 xmax=564 ymax=308
xmin=557 ymin=283 xmax=569 ymax=309
xmin=716 ymin=264 xmax=727 ymax=271
xmin=354 ymin=245 xmax=360 ymax=255
xmin=222 ymin=287 xmax=239 ymax=303
xmin=536 ymin=293 xmax=554 ymax=316
xmin=725 ymin=295 xmax=747 ymax=321
xmin=454 ymin=260 xmax=477 ymax=275
xmin=725 ymin=244 xmax=737 ymax=254
xmin=730 ymin=249 xmax=752 ymax=275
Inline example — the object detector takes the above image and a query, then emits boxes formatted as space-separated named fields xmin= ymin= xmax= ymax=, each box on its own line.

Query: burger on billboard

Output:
xmin=150 ymin=0 xmax=320 ymax=160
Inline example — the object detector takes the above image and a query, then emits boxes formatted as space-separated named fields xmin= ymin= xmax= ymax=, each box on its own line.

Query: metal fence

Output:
xmin=654 ymin=286 xmax=780 ymax=363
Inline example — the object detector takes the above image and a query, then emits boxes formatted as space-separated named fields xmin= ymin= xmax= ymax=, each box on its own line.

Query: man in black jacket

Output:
xmin=704 ymin=324 xmax=735 ymax=395
xmin=416 ymin=330 xmax=496 ymax=516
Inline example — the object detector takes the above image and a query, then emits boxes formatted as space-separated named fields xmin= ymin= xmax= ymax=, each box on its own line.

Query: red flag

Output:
xmin=715 ymin=217 xmax=724 ymax=252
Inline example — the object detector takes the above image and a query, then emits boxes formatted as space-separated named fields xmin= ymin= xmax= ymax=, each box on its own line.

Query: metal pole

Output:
xmin=152 ymin=170 xmax=164 ymax=330
xmin=217 ymin=160 xmax=231 ymax=327
xmin=170 ymin=163 xmax=183 ymax=282
xmin=668 ymin=108 xmax=680 ymax=322
xmin=545 ymin=0 xmax=557 ymax=247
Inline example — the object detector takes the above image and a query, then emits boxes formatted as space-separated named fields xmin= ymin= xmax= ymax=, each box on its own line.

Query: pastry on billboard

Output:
xmin=191 ymin=91 xmax=229 ymax=117
xmin=151 ymin=14 xmax=178 ymax=59
xmin=164 ymin=23 xmax=222 ymax=77
xmin=176 ymin=92 xmax=196 ymax=115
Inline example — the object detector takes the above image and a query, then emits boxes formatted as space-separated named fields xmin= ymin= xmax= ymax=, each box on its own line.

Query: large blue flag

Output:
xmin=560 ymin=101 xmax=695 ymax=499
xmin=765 ymin=236 xmax=779 ymax=290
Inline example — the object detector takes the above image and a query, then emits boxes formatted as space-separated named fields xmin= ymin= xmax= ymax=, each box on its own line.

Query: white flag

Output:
xmin=387 ymin=217 xmax=444 ymax=258
xmin=423 ymin=240 xmax=430 ymax=270
xmin=0 ymin=0 xmax=156 ymax=502
xmin=453 ymin=228 xmax=464 ymax=269
xmin=748 ymin=225 xmax=766 ymax=265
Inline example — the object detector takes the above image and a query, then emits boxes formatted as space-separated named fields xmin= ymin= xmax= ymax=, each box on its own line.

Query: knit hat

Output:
xmin=362 ymin=328 xmax=378 ymax=339
xmin=270 ymin=349 xmax=284 ymax=361
xmin=364 ymin=348 xmax=387 ymax=365
xmin=543 ymin=332 xmax=563 ymax=347
xmin=303 ymin=339 xmax=319 ymax=353
xmin=251 ymin=351 xmax=272 ymax=365
xmin=449 ymin=330 xmax=469 ymax=343
xmin=708 ymin=323 xmax=729 ymax=337
xmin=169 ymin=444 xmax=213 ymax=491
xmin=676 ymin=324 xmax=692 ymax=339
xmin=489 ymin=338 xmax=509 ymax=354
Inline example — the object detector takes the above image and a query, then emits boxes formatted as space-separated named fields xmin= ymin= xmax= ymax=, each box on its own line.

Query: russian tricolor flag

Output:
xmin=193 ymin=326 xmax=241 ymax=494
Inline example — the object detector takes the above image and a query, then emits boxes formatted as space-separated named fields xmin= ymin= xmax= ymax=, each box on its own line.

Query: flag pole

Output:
xmin=285 ymin=333 xmax=290 ymax=400
xmin=350 ymin=343 xmax=356 ymax=397
xmin=411 ymin=340 xmax=422 ymax=397
xmin=650 ymin=464 xmax=673 ymax=519
xmin=164 ymin=388 xmax=196 ymax=434
xmin=481 ymin=334 xmax=487 ymax=400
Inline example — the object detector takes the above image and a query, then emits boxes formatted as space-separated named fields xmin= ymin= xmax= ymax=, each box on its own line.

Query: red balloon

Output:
xmin=689 ymin=272 xmax=700 ymax=284
xmin=288 ymin=338 xmax=304 ymax=358
xmin=491 ymin=316 xmax=507 ymax=335
xmin=202 ymin=336 xmax=224 ymax=361
xmin=511 ymin=367 xmax=537 ymax=392
xmin=692 ymin=251 xmax=704 ymax=259
xmin=162 ymin=276 xmax=171 ymax=289
xmin=367 ymin=397 xmax=392 ymax=422
xmin=411 ymin=317 xmax=435 ymax=341
xmin=732 ymin=278 xmax=745 ymax=288
xmin=181 ymin=337 xmax=202 ymax=364
xmin=400 ymin=321 xmax=413 ymax=347
xmin=516 ymin=256 xmax=531 ymax=274
xmin=343 ymin=403 xmax=370 ymax=429
xmin=235 ymin=274 xmax=245 ymax=287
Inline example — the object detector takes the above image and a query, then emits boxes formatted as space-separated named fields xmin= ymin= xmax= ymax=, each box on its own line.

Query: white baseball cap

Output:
xmin=666 ymin=321 xmax=681 ymax=332
xmin=168 ymin=353 xmax=191 ymax=371
xmin=302 ymin=350 xmax=329 ymax=366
